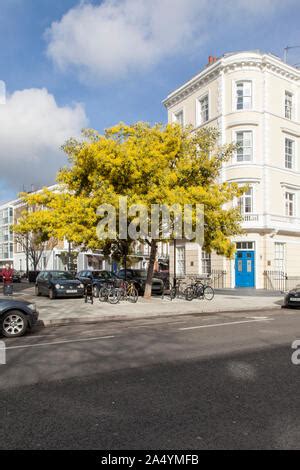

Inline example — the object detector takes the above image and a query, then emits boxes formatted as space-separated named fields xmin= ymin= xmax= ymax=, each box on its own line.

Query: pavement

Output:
xmin=2 ymin=283 xmax=284 ymax=327
xmin=1 ymin=308 xmax=300 ymax=449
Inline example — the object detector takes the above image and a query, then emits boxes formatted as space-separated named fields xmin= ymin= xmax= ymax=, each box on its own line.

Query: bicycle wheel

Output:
xmin=204 ymin=286 xmax=214 ymax=301
xmin=195 ymin=283 xmax=204 ymax=298
xmin=184 ymin=286 xmax=195 ymax=301
xmin=169 ymin=287 xmax=177 ymax=300
xmin=127 ymin=286 xmax=138 ymax=303
xmin=107 ymin=288 xmax=121 ymax=304
xmin=99 ymin=286 xmax=109 ymax=302
xmin=117 ymin=286 xmax=126 ymax=301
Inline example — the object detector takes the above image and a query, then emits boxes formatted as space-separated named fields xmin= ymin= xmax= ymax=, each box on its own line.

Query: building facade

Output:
xmin=0 ymin=188 xmax=169 ymax=274
xmin=163 ymin=50 xmax=300 ymax=288
xmin=0 ymin=202 xmax=15 ymax=266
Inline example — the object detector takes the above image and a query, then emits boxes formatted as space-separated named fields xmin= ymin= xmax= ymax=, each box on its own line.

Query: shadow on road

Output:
xmin=0 ymin=335 xmax=299 ymax=449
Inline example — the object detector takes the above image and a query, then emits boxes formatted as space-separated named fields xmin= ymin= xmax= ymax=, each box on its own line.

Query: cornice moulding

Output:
xmin=163 ymin=54 xmax=300 ymax=109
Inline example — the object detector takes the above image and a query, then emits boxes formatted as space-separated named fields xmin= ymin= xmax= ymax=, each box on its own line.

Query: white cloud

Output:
xmin=0 ymin=88 xmax=88 ymax=195
xmin=45 ymin=0 xmax=288 ymax=80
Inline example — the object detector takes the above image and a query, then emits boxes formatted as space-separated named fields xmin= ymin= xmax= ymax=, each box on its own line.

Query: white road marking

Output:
xmin=124 ymin=320 xmax=187 ymax=329
xmin=179 ymin=318 xmax=274 ymax=331
xmin=5 ymin=335 xmax=115 ymax=350
xmin=248 ymin=316 xmax=270 ymax=320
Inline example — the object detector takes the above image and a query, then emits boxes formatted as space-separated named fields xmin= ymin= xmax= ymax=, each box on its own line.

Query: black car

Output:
xmin=0 ymin=299 xmax=38 ymax=337
xmin=35 ymin=270 xmax=85 ymax=299
xmin=76 ymin=270 xmax=119 ymax=297
xmin=117 ymin=269 xmax=164 ymax=295
xmin=283 ymin=286 xmax=300 ymax=308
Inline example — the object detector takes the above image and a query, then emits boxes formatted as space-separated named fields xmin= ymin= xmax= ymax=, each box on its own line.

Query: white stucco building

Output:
xmin=163 ymin=50 xmax=300 ymax=289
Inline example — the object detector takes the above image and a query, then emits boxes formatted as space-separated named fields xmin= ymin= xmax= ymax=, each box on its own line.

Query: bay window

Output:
xmin=236 ymin=81 xmax=252 ymax=110
xmin=285 ymin=91 xmax=293 ymax=120
xmin=285 ymin=138 xmax=294 ymax=169
xmin=238 ymin=187 xmax=253 ymax=214
xmin=199 ymin=94 xmax=209 ymax=124
xmin=236 ymin=131 xmax=253 ymax=162
xmin=285 ymin=192 xmax=295 ymax=217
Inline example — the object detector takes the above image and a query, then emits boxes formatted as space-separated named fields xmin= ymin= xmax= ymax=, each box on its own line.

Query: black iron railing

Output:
xmin=263 ymin=270 xmax=286 ymax=291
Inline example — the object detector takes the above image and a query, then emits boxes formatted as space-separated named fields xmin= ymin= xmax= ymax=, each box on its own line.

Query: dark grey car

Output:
xmin=76 ymin=270 xmax=119 ymax=297
xmin=117 ymin=269 xmax=164 ymax=295
xmin=35 ymin=271 xmax=85 ymax=299
xmin=0 ymin=299 xmax=39 ymax=337
xmin=283 ymin=286 xmax=300 ymax=308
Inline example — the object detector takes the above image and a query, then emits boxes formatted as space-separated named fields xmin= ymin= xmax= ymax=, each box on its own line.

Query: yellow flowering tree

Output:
xmin=14 ymin=123 xmax=244 ymax=298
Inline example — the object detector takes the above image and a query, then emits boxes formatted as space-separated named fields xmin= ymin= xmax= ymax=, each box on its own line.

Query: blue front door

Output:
xmin=235 ymin=251 xmax=255 ymax=288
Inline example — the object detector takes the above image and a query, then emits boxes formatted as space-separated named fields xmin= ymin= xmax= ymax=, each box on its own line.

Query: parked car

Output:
xmin=0 ymin=270 xmax=21 ymax=283
xmin=117 ymin=269 xmax=164 ymax=295
xmin=76 ymin=270 xmax=119 ymax=297
xmin=35 ymin=270 xmax=85 ymax=299
xmin=0 ymin=299 xmax=38 ymax=337
xmin=153 ymin=270 xmax=170 ymax=287
xmin=283 ymin=286 xmax=300 ymax=308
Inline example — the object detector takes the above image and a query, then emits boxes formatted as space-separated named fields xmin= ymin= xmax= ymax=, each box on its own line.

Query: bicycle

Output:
xmin=84 ymin=281 xmax=94 ymax=304
xmin=169 ymin=279 xmax=189 ymax=300
xmin=185 ymin=280 xmax=214 ymax=301
xmin=161 ymin=279 xmax=174 ymax=300
xmin=118 ymin=281 xmax=139 ymax=303
xmin=99 ymin=282 xmax=121 ymax=304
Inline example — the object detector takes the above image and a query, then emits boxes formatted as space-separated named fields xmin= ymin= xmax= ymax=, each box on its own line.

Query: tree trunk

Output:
xmin=144 ymin=239 xmax=157 ymax=299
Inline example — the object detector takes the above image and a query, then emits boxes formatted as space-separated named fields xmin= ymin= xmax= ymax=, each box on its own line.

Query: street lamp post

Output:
xmin=25 ymin=232 xmax=29 ymax=278
xmin=67 ymin=240 xmax=72 ymax=272
xmin=173 ymin=238 xmax=176 ymax=288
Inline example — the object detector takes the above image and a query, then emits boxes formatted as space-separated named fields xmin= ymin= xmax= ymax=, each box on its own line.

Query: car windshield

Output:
xmin=51 ymin=271 xmax=74 ymax=280
xmin=132 ymin=270 xmax=147 ymax=279
xmin=91 ymin=271 xmax=106 ymax=279
xmin=93 ymin=271 xmax=116 ymax=280
xmin=106 ymin=272 xmax=117 ymax=278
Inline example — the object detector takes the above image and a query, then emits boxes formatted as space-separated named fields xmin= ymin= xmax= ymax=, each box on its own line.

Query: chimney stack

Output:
xmin=208 ymin=55 xmax=218 ymax=66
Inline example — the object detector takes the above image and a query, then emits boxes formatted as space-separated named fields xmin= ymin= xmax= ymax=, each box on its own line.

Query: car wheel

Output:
xmin=35 ymin=285 xmax=41 ymax=296
xmin=93 ymin=285 xmax=99 ymax=298
xmin=1 ymin=310 xmax=28 ymax=337
xmin=49 ymin=288 xmax=56 ymax=300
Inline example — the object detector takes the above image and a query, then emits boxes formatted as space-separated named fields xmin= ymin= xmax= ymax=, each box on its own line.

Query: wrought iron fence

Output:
xmin=263 ymin=270 xmax=300 ymax=292
xmin=285 ymin=276 xmax=300 ymax=292
xmin=263 ymin=270 xmax=286 ymax=291
xmin=210 ymin=270 xmax=228 ymax=289
xmin=182 ymin=270 xmax=229 ymax=289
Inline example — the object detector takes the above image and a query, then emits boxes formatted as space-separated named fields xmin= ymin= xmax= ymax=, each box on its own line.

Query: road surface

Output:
xmin=0 ymin=308 xmax=299 ymax=449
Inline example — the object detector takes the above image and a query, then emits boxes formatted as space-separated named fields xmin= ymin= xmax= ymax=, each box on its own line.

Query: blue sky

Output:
xmin=0 ymin=0 xmax=300 ymax=202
